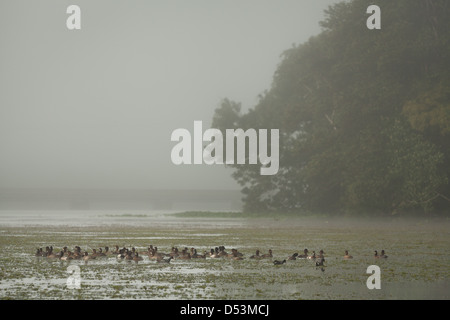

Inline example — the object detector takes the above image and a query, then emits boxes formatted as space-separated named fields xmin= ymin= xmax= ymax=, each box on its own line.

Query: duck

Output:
xmin=273 ymin=259 xmax=286 ymax=265
xmin=178 ymin=252 xmax=191 ymax=260
xmin=343 ymin=250 xmax=353 ymax=259
xmin=60 ymin=251 xmax=74 ymax=261
xmin=133 ymin=252 xmax=143 ymax=262
xmin=149 ymin=247 xmax=165 ymax=260
xmin=148 ymin=247 xmax=164 ymax=260
xmin=380 ymin=250 xmax=388 ymax=259
xmin=178 ymin=248 xmax=191 ymax=259
xmin=307 ymin=251 xmax=316 ymax=260
xmin=112 ymin=245 xmax=120 ymax=254
xmin=96 ymin=248 xmax=107 ymax=258
xmin=317 ymin=250 xmax=325 ymax=259
xmin=298 ymin=249 xmax=309 ymax=259
xmin=72 ymin=250 xmax=82 ymax=260
xmin=47 ymin=250 xmax=61 ymax=259
xmin=232 ymin=248 xmax=244 ymax=258
xmin=35 ymin=248 xmax=45 ymax=257
xmin=315 ymin=257 xmax=325 ymax=267
xmin=169 ymin=247 xmax=180 ymax=258
xmin=117 ymin=248 xmax=127 ymax=260
xmin=288 ymin=253 xmax=298 ymax=260
xmin=91 ymin=249 xmax=99 ymax=258
xmin=249 ymin=250 xmax=262 ymax=259
xmin=227 ymin=249 xmax=243 ymax=259
xmin=83 ymin=251 xmax=95 ymax=262
xmin=227 ymin=249 xmax=244 ymax=260
xmin=209 ymin=248 xmax=221 ymax=259
xmin=125 ymin=251 xmax=134 ymax=261
xmin=157 ymin=256 xmax=173 ymax=264
xmin=192 ymin=249 xmax=207 ymax=259
xmin=59 ymin=250 xmax=74 ymax=261
xmin=73 ymin=246 xmax=82 ymax=258
xmin=261 ymin=249 xmax=273 ymax=258
xmin=44 ymin=246 xmax=55 ymax=258
xmin=217 ymin=246 xmax=228 ymax=257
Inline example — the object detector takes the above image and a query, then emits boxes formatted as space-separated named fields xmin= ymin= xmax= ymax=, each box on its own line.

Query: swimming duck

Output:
xmin=133 ymin=252 xmax=143 ymax=262
xmin=307 ymin=251 xmax=316 ymax=260
xmin=117 ymin=248 xmax=127 ymax=259
xmin=148 ymin=247 xmax=164 ymax=260
xmin=47 ymin=250 xmax=61 ymax=259
xmin=227 ymin=249 xmax=244 ymax=260
xmin=217 ymin=246 xmax=228 ymax=257
xmin=249 ymin=250 xmax=262 ymax=259
xmin=83 ymin=251 xmax=95 ymax=262
xmin=112 ymin=245 xmax=120 ymax=254
xmin=35 ymin=248 xmax=45 ymax=257
xmin=374 ymin=250 xmax=388 ymax=258
xmin=192 ymin=249 xmax=207 ymax=259
xmin=315 ymin=257 xmax=325 ymax=267
xmin=178 ymin=248 xmax=191 ymax=259
xmin=72 ymin=250 xmax=82 ymax=260
xmin=125 ymin=251 xmax=134 ymax=261
xmin=44 ymin=246 xmax=55 ymax=258
xmin=232 ymin=248 xmax=244 ymax=257
xmin=273 ymin=259 xmax=286 ymax=265
xmin=91 ymin=249 xmax=99 ymax=258
xmin=210 ymin=248 xmax=221 ymax=259
xmin=178 ymin=252 xmax=191 ymax=260
xmin=169 ymin=247 xmax=180 ymax=258
xmin=317 ymin=250 xmax=325 ymax=259
xmin=343 ymin=250 xmax=353 ymax=259
xmin=73 ymin=246 xmax=82 ymax=258
xmin=298 ymin=249 xmax=309 ymax=259
xmin=227 ymin=249 xmax=243 ymax=259
xmin=261 ymin=249 xmax=273 ymax=258
xmin=288 ymin=253 xmax=298 ymax=260
xmin=60 ymin=251 xmax=74 ymax=261
xmin=157 ymin=256 xmax=173 ymax=264
xmin=97 ymin=248 xmax=107 ymax=258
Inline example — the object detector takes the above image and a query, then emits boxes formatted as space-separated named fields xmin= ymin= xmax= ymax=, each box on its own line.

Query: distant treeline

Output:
xmin=212 ymin=0 xmax=450 ymax=215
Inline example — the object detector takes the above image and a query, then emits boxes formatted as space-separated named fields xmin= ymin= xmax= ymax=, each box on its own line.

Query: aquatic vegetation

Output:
xmin=0 ymin=212 xmax=449 ymax=299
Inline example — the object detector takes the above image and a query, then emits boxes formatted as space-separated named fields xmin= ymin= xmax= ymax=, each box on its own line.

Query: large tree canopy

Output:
xmin=212 ymin=0 xmax=450 ymax=215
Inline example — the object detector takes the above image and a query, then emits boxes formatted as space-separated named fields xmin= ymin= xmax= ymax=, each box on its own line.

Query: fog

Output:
xmin=0 ymin=0 xmax=341 ymax=192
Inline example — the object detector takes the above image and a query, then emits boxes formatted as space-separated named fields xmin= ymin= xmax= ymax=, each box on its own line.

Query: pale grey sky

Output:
xmin=0 ymin=0 xmax=341 ymax=190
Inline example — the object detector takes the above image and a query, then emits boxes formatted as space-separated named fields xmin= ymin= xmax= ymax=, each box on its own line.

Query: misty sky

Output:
xmin=0 ymin=0 xmax=341 ymax=191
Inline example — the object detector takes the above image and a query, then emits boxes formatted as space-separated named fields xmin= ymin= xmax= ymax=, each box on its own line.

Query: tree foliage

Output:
xmin=212 ymin=0 xmax=450 ymax=215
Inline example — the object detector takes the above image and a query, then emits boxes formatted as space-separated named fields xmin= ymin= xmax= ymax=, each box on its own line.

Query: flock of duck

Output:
xmin=34 ymin=245 xmax=388 ymax=266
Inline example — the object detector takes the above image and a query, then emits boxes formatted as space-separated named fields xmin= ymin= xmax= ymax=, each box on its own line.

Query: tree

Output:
xmin=212 ymin=0 xmax=450 ymax=215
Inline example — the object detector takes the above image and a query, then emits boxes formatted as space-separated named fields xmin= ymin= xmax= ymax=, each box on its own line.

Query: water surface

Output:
xmin=0 ymin=210 xmax=448 ymax=299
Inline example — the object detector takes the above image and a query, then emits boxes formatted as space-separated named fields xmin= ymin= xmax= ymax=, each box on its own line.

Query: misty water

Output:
xmin=0 ymin=210 xmax=449 ymax=300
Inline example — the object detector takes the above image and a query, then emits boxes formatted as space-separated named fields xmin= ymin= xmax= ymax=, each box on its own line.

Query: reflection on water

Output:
xmin=0 ymin=210 xmax=449 ymax=300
